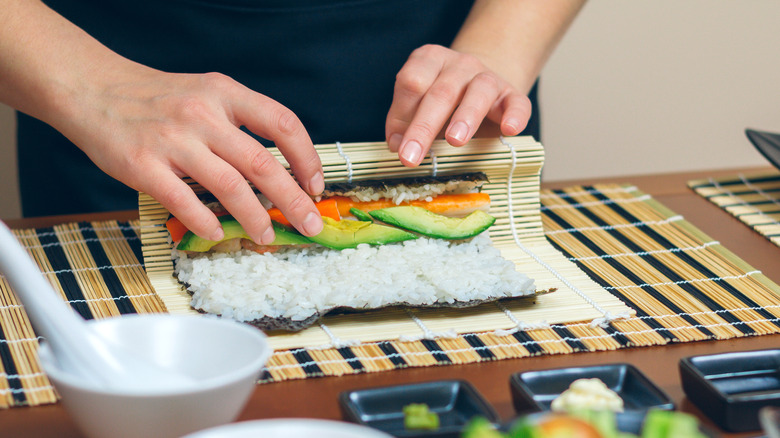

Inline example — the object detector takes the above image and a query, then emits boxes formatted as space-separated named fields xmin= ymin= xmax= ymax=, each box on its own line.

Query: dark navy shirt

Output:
xmin=19 ymin=0 xmax=538 ymax=216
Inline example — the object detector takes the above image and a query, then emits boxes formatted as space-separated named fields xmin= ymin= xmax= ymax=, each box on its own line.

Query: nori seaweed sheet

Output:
xmin=194 ymin=172 xmax=489 ymax=205
xmin=193 ymin=288 xmax=556 ymax=332
xmin=321 ymin=172 xmax=488 ymax=195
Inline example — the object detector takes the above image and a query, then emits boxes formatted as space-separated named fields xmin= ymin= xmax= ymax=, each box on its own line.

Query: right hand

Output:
xmin=57 ymin=68 xmax=324 ymax=244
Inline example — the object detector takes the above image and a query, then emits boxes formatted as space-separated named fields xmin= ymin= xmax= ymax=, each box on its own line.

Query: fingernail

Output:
xmin=308 ymin=171 xmax=324 ymax=195
xmin=388 ymin=133 xmax=403 ymax=151
xmin=400 ymin=140 xmax=423 ymax=166
xmin=302 ymin=212 xmax=323 ymax=236
xmin=210 ymin=227 xmax=224 ymax=242
xmin=504 ymin=118 xmax=521 ymax=134
xmin=261 ymin=227 xmax=276 ymax=245
xmin=448 ymin=121 xmax=469 ymax=143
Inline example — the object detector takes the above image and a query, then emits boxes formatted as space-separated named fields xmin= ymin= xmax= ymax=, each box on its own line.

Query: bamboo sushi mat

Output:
xmin=689 ymin=171 xmax=780 ymax=247
xmin=2 ymin=185 xmax=780 ymax=407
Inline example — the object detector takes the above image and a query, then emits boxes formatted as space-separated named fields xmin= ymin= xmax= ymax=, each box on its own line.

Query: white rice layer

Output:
xmin=174 ymin=234 xmax=535 ymax=322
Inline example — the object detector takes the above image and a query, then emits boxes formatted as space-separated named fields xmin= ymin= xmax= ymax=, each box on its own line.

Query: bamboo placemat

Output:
xmin=139 ymin=137 xmax=632 ymax=349
xmin=689 ymin=171 xmax=780 ymax=247
xmin=0 ymin=163 xmax=778 ymax=408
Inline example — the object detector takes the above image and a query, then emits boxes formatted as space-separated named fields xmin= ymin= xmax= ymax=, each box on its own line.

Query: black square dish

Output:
xmin=679 ymin=348 xmax=780 ymax=432
xmin=339 ymin=380 xmax=499 ymax=437
xmin=510 ymin=363 xmax=674 ymax=414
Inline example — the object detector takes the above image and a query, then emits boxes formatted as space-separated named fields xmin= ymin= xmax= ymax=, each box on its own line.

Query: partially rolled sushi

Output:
xmin=170 ymin=172 xmax=538 ymax=331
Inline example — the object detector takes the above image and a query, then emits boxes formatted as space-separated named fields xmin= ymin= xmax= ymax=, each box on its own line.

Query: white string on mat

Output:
xmin=0 ymin=386 xmax=55 ymax=396
xmin=544 ymin=216 xmax=684 ymax=237
xmin=540 ymin=195 xmax=652 ymax=211
xmin=429 ymin=150 xmax=438 ymax=177
xmin=0 ymin=336 xmax=43 ymax=345
xmin=601 ymin=271 xmax=762 ymax=291
xmin=399 ymin=309 xmax=457 ymax=341
xmin=0 ymin=292 xmax=155 ymax=312
xmin=335 ymin=141 xmax=353 ymax=184
xmin=492 ymin=301 xmax=550 ymax=336
xmin=738 ymin=173 xmax=780 ymax=210
xmin=569 ymin=241 xmax=720 ymax=262
xmin=498 ymin=137 xmax=630 ymax=328
xmin=24 ymin=223 xmax=139 ymax=239
xmin=17 ymin=235 xmax=140 ymax=251
xmin=315 ymin=321 xmax=360 ymax=349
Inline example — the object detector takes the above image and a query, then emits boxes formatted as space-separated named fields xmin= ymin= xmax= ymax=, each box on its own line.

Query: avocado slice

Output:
xmin=307 ymin=217 xmax=418 ymax=249
xmin=348 ymin=207 xmax=374 ymax=222
xmin=176 ymin=216 xmax=310 ymax=252
xmin=369 ymin=206 xmax=495 ymax=239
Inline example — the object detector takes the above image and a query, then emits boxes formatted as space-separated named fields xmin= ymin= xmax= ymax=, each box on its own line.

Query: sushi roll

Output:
xmin=169 ymin=172 xmax=538 ymax=331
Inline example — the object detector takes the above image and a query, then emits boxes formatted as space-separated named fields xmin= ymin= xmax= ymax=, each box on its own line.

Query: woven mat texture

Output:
xmin=0 ymin=184 xmax=778 ymax=408
xmin=689 ymin=171 xmax=780 ymax=247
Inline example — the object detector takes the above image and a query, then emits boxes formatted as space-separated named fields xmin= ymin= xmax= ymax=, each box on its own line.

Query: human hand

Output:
xmin=60 ymin=68 xmax=324 ymax=244
xmin=385 ymin=44 xmax=532 ymax=166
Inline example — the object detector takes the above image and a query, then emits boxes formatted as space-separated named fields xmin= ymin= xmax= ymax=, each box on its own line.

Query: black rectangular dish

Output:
xmin=510 ymin=363 xmax=674 ymax=414
xmin=339 ymin=380 xmax=499 ymax=437
xmin=679 ymin=348 xmax=780 ymax=432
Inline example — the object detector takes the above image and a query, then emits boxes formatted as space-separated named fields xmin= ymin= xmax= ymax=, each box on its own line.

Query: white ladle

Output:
xmin=0 ymin=220 xmax=194 ymax=391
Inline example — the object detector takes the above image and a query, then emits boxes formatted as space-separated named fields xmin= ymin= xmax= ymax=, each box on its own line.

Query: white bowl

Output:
xmin=183 ymin=418 xmax=394 ymax=438
xmin=38 ymin=314 xmax=271 ymax=438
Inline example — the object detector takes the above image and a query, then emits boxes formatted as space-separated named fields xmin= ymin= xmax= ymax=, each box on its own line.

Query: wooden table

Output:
xmin=1 ymin=167 xmax=778 ymax=437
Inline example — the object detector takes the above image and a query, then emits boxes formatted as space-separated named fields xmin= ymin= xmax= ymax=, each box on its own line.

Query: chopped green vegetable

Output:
xmin=462 ymin=416 xmax=506 ymax=438
xmin=403 ymin=403 xmax=440 ymax=430
xmin=642 ymin=410 xmax=706 ymax=438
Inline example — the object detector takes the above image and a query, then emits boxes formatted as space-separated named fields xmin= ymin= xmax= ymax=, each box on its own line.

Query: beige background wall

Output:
xmin=1 ymin=0 xmax=777 ymax=220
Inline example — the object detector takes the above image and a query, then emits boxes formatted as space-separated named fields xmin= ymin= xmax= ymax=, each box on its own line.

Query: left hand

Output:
xmin=385 ymin=44 xmax=532 ymax=167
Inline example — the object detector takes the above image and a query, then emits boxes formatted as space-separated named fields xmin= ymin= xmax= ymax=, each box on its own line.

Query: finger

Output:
xmin=140 ymin=165 xmax=224 ymax=242
xmin=385 ymin=49 xmax=444 ymax=152
xmin=221 ymin=78 xmax=324 ymax=197
xmin=397 ymin=73 xmax=468 ymax=166
xmin=205 ymin=129 xmax=323 ymax=238
xmin=490 ymin=91 xmax=532 ymax=137
xmin=174 ymin=145 xmax=281 ymax=244
xmin=444 ymin=72 xmax=502 ymax=147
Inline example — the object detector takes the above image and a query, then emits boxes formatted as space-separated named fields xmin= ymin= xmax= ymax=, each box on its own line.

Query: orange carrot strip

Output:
xmin=267 ymin=198 xmax=341 ymax=227
xmin=335 ymin=192 xmax=490 ymax=217
xmin=165 ymin=217 xmax=189 ymax=242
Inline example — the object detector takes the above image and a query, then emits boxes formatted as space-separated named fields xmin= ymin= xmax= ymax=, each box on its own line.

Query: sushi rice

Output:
xmin=174 ymin=233 xmax=535 ymax=323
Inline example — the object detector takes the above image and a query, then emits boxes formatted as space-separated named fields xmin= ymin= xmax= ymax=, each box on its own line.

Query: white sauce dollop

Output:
xmin=550 ymin=378 xmax=624 ymax=413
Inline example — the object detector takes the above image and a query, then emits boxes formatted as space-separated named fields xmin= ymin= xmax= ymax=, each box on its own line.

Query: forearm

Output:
xmin=451 ymin=0 xmax=586 ymax=94
xmin=0 ymin=0 xmax=141 ymax=130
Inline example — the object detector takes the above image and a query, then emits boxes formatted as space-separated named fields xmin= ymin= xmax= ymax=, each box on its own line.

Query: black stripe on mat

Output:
xmin=0 ymin=324 xmax=26 ymax=405
xmin=378 ymin=342 xmax=407 ymax=368
xmin=600 ymin=324 xmax=634 ymax=347
xmin=543 ymin=203 xmax=712 ymax=338
xmin=338 ymin=347 xmax=365 ymax=372
xmin=37 ymin=227 xmax=93 ymax=320
xmin=291 ymin=349 xmax=323 ymax=376
xmin=78 ymin=223 xmax=137 ymax=315
xmin=120 ymin=222 xmax=145 ymax=267
xmin=550 ymin=325 xmax=589 ymax=352
xmin=587 ymin=186 xmax=780 ymax=331
xmin=544 ymin=237 xmax=678 ymax=343
xmin=463 ymin=334 xmax=496 ymax=360
xmin=258 ymin=369 xmax=273 ymax=382
xmin=512 ymin=330 xmax=545 ymax=355
xmin=421 ymin=340 xmax=452 ymax=364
